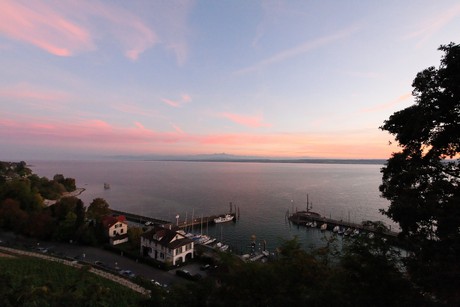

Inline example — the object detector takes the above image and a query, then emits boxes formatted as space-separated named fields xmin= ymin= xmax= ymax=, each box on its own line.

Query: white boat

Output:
xmin=214 ymin=214 xmax=234 ymax=224
xmin=216 ymin=242 xmax=228 ymax=251
xmin=310 ymin=221 xmax=317 ymax=228
xmin=333 ymin=225 xmax=340 ymax=233
xmin=321 ymin=223 xmax=327 ymax=231
xmin=202 ymin=238 xmax=216 ymax=245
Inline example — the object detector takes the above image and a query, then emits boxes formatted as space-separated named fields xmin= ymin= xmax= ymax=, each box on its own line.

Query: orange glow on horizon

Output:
xmin=0 ymin=117 xmax=398 ymax=159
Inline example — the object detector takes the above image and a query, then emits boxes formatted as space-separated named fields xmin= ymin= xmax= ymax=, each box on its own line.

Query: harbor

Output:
xmin=288 ymin=210 xmax=399 ymax=237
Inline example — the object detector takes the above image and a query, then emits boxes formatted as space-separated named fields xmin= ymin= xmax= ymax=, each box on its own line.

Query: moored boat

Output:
xmin=202 ymin=238 xmax=216 ymax=245
xmin=214 ymin=214 xmax=234 ymax=224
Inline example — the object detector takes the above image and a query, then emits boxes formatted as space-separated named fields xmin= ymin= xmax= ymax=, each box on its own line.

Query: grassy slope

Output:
xmin=0 ymin=256 xmax=146 ymax=306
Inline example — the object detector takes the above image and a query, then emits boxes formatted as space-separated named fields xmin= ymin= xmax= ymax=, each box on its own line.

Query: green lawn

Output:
xmin=0 ymin=256 xmax=147 ymax=306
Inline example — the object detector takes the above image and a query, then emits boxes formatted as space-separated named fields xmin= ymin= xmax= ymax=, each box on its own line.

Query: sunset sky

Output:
xmin=1 ymin=1 xmax=459 ymax=160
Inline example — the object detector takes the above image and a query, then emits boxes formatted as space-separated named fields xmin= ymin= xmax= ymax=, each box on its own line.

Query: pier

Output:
xmin=110 ymin=209 xmax=170 ymax=226
xmin=288 ymin=211 xmax=399 ymax=237
xmin=174 ymin=213 xmax=236 ymax=229
xmin=111 ymin=209 xmax=237 ymax=229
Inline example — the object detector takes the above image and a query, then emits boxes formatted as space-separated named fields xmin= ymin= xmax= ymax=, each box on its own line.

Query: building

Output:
xmin=101 ymin=215 xmax=129 ymax=245
xmin=140 ymin=226 xmax=194 ymax=266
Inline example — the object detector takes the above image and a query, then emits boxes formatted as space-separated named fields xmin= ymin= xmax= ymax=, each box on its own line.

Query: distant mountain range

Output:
xmin=109 ymin=153 xmax=387 ymax=165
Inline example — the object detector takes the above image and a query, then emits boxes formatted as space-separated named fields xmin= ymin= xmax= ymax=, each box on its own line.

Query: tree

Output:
xmin=86 ymin=198 xmax=110 ymax=223
xmin=380 ymin=43 xmax=460 ymax=304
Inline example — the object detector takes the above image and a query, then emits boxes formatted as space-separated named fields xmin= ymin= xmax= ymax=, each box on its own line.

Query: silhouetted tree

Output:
xmin=380 ymin=42 xmax=460 ymax=304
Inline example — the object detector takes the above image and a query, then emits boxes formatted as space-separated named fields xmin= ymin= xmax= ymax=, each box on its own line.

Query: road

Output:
xmin=0 ymin=231 xmax=205 ymax=287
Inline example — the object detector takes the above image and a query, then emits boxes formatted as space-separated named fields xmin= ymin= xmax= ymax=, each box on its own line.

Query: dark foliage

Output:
xmin=380 ymin=43 xmax=460 ymax=304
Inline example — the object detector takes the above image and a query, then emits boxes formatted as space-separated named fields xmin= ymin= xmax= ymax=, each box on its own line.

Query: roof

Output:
xmin=142 ymin=226 xmax=193 ymax=249
xmin=101 ymin=215 xmax=127 ymax=229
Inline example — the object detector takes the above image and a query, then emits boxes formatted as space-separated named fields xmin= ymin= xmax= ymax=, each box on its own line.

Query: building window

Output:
xmin=120 ymin=229 xmax=123 ymax=234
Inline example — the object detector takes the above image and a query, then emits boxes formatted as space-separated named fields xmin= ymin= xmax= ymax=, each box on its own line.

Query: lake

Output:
xmin=30 ymin=160 xmax=396 ymax=253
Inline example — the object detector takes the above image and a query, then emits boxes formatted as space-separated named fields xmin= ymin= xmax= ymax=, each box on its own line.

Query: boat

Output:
xmin=214 ymin=214 xmax=234 ymax=224
xmin=202 ymin=238 xmax=216 ymax=245
xmin=310 ymin=221 xmax=317 ymax=228
xmin=320 ymin=223 xmax=328 ymax=231
xmin=333 ymin=225 xmax=340 ymax=233
xmin=216 ymin=242 xmax=228 ymax=251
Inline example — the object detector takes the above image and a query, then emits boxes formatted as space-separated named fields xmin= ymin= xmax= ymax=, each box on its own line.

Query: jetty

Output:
xmin=288 ymin=210 xmax=399 ymax=238
xmin=110 ymin=209 xmax=170 ymax=226
xmin=110 ymin=209 xmax=237 ymax=229
xmin=174 ymin=213 xmax=236 ymax=229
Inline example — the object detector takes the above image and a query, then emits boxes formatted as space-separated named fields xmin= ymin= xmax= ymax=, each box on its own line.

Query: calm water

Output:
xmin=30 ymin=160 xmax=396 ymax=253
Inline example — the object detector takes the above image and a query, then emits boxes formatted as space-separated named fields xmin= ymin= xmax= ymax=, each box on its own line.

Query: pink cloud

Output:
xmin=0 ymin=84 xmax=69 ymax=102
xmin=172 ymin=124 xmax=185 ymax=134
xmin=219 ymin=112 xmax=271 ymax=128
xmin=82 ymin=3 xmax=157 ymax=61
xmin=361 ymin=93 xmax=412 ymax=113
xmin=161 ymin=98 xmax=180 ymax=108
xmin=404 ymin=3 xmax=460 ymax=48
xmin=0 ymin=0 xmax=94 ymax=56
xmin=161 ymin=94 xmax=192 ymax=108
xmin=0 ymin=0 xmax=157 ymax=60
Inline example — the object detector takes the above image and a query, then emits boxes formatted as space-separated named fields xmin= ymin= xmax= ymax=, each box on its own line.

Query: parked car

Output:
xmin=200 ymin=264 xmax=211 ymax=271
xmin=144 ymin=221 xmax=154 ymax=226
xmin=175 ymin=269 xmax=190 ymax=278
xmin=151 ymin=279 xmax=168 ymax=288
xmin=120 ymin=270 xmax=136 ymax=278
xmin=176 ymin=269 xmax=201 ymax=281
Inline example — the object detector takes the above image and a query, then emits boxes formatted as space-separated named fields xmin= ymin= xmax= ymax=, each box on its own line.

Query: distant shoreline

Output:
xmin=143 ymin=158 xmax=387 ymax=165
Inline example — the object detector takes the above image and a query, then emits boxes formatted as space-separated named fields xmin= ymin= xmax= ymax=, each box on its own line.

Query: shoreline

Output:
xmin=62 ymin=187 xmax=86 ymax=198
xmin=43 ymin=187 xmax=86 ymax=207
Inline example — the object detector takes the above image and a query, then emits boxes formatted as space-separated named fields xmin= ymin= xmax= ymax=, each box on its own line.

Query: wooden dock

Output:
xmin=289 ymin=211 xmax=399 ymax=237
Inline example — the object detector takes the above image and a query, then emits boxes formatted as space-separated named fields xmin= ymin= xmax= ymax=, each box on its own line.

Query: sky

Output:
xmin=1 ymin=0 xmax=459 ymax=160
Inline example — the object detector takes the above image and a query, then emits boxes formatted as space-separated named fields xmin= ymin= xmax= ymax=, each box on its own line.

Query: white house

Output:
xmin=140 ymin=226 xmax=194 ymax=266
xmin=102 ymin=215 xmax=129 ymax=245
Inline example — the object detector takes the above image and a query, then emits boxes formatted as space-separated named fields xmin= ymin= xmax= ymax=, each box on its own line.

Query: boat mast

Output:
xmin=306 ymin=193 xmax=313 ymax=212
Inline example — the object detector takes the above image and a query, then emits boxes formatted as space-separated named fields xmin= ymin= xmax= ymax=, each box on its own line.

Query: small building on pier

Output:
xmin=140 ymin=226 xmax=194 ymax=266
